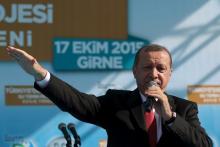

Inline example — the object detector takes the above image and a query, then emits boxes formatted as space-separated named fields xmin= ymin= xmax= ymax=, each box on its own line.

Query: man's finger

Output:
xmin=6 ymin=46 xmax=18 ymax=52
xmin=7 ymin=46 xmax=33 ymax=61
xmin=7 ymin=46 xmax=25 ymax=56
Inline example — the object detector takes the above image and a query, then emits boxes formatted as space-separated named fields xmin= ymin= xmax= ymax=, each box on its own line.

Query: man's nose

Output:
xmin=150 ymin=68 xmax=158 ymax=78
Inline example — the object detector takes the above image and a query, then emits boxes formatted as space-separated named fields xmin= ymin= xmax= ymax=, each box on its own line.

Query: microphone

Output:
xmin=68 ymin=123 xmax=81 ymax=147
xmin=144 ymin=81 xmax=159 ymax=111
xmin=148 ymin=81 xmax=158 ymax=88
xmin=58 ymin=123 xmax=72 ymax=147
xmin=147 ymin=81 xmax=159 ymax=102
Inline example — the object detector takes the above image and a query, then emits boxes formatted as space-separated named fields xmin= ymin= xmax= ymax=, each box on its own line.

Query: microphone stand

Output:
xmin=74 ymin=136 xmax=81 ymax=147
xmin=68 ymin=123 xmax=81 ymax=147
xmin=66 ymin=139 xmax=72 ymax=147
xmin=58 ymin=123 xmax=72 ymax=147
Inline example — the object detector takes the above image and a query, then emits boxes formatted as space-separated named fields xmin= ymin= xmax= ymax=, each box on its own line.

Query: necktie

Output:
xmin=144 ymin=102 xmax=157 ymax=147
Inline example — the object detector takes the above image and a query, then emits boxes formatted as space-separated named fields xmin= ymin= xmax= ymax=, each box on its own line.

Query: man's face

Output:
xmin=133 ymin=50 xmax=172 ymax=94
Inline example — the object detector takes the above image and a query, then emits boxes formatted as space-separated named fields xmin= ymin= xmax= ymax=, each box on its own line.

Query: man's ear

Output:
xmin=169 ymin=68 xmax=173 ymax=76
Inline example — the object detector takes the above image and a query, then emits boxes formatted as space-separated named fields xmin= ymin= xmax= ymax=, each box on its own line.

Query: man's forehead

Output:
xmin=141 ymin=50 xmax=170 ymax=59
xmin=139 ymin=50 xmax=171 ymax=65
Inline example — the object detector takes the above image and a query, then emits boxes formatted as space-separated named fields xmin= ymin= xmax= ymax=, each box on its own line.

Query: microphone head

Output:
xmin=58 ymin=122 xmax=66 ymax=130
xmin=67 ymin=123 xmax=75 ymax=129
xmin=147 ymin=81 xmax=158 ymax=87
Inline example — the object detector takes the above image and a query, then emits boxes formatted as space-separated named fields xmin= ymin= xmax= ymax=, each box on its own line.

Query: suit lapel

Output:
xmin=165 ymin=93 xmax=176 ymax=112
xmin=127 ymin=89 xmax=146 ymax=130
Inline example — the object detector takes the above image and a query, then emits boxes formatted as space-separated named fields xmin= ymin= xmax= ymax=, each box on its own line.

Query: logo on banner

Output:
xmin=4 ymin=134 xmax=36 ymax=147
xmin=12 ymin=142 xmax=36 ymax=147
xmin=47 ymin=136 xmax=72 ymax=147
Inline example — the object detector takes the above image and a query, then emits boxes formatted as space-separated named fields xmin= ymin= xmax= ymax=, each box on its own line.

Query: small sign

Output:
xmin=187 ymin=85 xmax=220 ymax=104
xmin=5 ymin=85 xmax=53 ymax=105
xmin=99 ymin=139 xmax=107 ymax=147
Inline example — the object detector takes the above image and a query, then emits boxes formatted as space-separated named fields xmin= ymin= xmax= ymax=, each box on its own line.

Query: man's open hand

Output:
xmin=6 ymin=46 xmax=47 ymax=81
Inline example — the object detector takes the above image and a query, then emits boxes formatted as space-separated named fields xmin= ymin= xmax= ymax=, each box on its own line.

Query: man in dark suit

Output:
xmin=6 ymin=44 xmax=213 ymax=147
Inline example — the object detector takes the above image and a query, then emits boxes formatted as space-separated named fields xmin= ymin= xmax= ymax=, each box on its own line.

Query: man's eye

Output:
xmin=158 ymin=67 xmax=167 ymax=73
xmin=143 ymin=66 xmax=152 ymax=69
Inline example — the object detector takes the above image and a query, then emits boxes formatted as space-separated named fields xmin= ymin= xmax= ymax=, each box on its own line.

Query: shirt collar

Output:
xmin=139 ymin=91 xmax=156 ymax=113
xmin=139 ymin=91 xmax=147 ymax=103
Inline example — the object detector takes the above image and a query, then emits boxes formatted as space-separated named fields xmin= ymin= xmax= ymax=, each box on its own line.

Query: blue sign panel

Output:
xmin=53 ymin=36 xmax=149 ymax=70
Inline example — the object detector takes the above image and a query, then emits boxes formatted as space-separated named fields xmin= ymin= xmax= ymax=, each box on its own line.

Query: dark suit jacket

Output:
xmin=35 ymin=74 xmax=213 ymax=147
